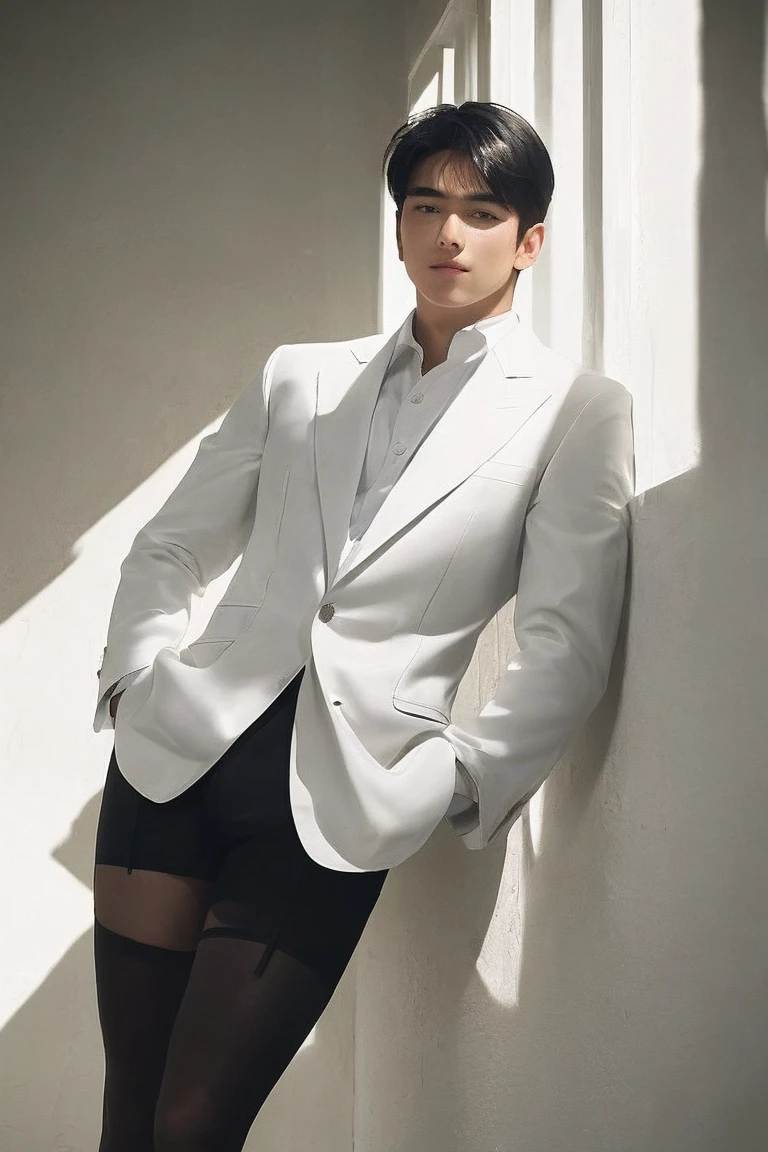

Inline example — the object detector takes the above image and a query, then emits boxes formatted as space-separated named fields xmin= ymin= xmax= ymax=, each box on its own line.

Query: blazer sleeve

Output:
xmin=443 ymin=381 xmax=636 ymax=849
xmin=93 ymin=344 xmax=284 ymax=733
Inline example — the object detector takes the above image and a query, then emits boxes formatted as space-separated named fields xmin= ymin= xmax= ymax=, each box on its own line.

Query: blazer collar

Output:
xmin=315 ymin=316 xmax=552 ymax=588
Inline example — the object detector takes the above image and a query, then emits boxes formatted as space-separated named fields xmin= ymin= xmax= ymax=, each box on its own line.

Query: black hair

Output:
xmin=382 ymin=101 xmax=555 ymax=245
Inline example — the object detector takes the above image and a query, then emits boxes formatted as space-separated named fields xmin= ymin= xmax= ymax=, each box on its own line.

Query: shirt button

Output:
xmin=410 ymin=393 xmax=424 ymax=404
xmin=392 ymin=443 xmax=407 ymax=456
xmin=318 ymin=603 xmax=335 ymax=622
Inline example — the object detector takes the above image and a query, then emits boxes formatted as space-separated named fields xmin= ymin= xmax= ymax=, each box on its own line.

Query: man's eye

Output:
xmin=473 ymin=211 xmax=497 ymax=220
xmin=414 ymin=204 xmax=437 ymax=212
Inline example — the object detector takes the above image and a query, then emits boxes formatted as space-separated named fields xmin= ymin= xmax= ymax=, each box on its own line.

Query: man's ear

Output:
xmin=395 ymin=210 xmax=403 ymax=262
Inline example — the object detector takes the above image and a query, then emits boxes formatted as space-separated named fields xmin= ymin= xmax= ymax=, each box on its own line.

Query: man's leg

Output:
xmin=93 ymin=749 xmax=218 ymax=1152
xmin=93 ymin=866 xmax=215 ymax=1152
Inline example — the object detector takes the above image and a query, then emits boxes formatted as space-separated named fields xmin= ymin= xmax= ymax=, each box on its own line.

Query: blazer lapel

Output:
xmin=314 ymin=318 xmax=553 ymax=589
xmin=314 ymin=330 xmax=400 ymax=588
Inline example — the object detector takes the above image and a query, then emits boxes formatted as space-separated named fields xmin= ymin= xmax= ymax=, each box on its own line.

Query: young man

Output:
xmin=96 ymin=100 xmax=634 ymax=873
xmin=91 ymin=102 xmax=633 ymax=1149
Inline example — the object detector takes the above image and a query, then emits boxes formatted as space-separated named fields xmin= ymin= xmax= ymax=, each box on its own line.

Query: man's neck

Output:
xmin=412 ymin=289 xmax=516 ymax=374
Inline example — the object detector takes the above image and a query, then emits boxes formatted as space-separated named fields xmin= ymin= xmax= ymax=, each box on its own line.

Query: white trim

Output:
xmin=408 ymin=0 xmax=479 ymax=108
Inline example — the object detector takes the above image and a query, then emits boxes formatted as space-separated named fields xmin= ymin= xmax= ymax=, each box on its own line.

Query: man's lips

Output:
xmin=430 ymin=262 xmax=468 ymax=274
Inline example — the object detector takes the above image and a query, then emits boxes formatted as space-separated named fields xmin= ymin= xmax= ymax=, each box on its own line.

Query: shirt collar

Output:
xmin=393 ymin=306 xmax=520 ymax=367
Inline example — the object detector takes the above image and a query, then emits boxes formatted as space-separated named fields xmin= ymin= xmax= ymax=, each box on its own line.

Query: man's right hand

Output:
xmin=109 ymin=691 xmax=125 ymax=720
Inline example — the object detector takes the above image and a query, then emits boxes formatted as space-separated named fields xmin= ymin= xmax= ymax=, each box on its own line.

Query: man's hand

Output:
xmin=109 ymin=691 xmax=125 ymax=720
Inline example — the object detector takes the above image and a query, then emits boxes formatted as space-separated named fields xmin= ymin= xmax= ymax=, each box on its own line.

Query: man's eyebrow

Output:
xmin=404 ymin=185 xmax=508 ymax=207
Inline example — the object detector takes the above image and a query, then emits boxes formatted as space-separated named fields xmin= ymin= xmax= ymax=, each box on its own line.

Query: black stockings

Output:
xmin=93 ymin=868 xmax=337 ymax=1152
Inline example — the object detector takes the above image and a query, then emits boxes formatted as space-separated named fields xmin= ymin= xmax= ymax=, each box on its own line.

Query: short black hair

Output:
xmin=383 ymin=102 xmax=555 ymax=244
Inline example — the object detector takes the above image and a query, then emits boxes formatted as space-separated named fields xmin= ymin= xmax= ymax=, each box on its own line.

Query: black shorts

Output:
xmin=94 ymin=667 xmax=390 ymax=988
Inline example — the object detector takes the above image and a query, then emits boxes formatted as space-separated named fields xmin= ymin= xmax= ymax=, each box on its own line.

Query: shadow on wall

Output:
xmin=0 ymin=0 xmax=398 ymax=627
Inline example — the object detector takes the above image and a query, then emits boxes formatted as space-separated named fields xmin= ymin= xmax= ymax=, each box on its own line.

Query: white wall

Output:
xmin=352 ymin=1 xmax=768 ymax=1150
xmin=0 ymin=2 xmax=405 ymax=1148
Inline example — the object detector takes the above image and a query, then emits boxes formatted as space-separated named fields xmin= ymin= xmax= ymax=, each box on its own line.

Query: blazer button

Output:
xmin=318 ymin=603 xmax=335 ymax=623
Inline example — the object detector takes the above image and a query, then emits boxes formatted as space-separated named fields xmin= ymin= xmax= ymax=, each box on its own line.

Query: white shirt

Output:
xmin=338 ymin=306 xmax=520 ymax=575
xmin=106 ymin=306 xmax=521 ymax=829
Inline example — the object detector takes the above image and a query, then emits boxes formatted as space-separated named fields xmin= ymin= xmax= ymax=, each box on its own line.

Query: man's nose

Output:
xmin=438 ymin=214 xmax=464 ymax=247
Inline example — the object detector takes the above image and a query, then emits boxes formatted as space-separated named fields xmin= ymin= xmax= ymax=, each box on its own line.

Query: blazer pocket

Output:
xmin=189 ymin=603 xmax=261 ymax=644
xmin=392 ymin=637 xmax=451 ymax=726
xmin=471 ymin=460 xmax=534 ymax=485
xmin=392 ymin=696 xmax=450 ymax=726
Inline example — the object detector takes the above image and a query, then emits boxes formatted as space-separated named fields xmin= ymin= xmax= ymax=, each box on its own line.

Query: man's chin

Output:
xmin=416 ymin=283 xmax=480 ymax=309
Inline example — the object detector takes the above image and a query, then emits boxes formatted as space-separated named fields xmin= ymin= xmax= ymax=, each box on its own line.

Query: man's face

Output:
xmin=396 ymin=150 xmax=539 ymax=314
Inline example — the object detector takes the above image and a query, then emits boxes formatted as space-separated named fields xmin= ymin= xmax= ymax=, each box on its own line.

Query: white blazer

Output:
xmin=94 ymin=318 xmax=635 ymax=873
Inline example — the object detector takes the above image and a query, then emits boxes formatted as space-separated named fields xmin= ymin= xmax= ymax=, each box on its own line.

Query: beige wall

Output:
xmin=0 ymin=2 xmax=405 ymax=1148
xmin=404 ymin=0 xmax=458 ymax=72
